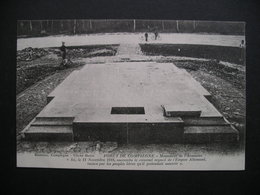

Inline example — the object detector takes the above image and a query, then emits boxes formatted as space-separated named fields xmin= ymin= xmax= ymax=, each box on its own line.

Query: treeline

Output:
xmin=17 ymin=20 xmax=245 ymax=37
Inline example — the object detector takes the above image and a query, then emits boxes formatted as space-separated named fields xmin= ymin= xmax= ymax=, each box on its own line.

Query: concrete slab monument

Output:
xmin=22 ymin=62 xmax=238 ymax=143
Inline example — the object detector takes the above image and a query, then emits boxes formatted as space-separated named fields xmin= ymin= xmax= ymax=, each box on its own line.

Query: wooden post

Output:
xmin=176 ymin=20 xmax=179 ymax=32
xmin=51 ymin=20 xmax=53 ymax=33
xmin=29 ymin=20 xmax=32 ymax=31
xmin=73 ymin=20 xmax=76 ymax=34
xmin=133 ymin=19 xmax=136 ymax=31
xmin=82 ymin=20 xmax=85 ymax=32
xmin=19 ymin=21 xmax=23 ymax=35
xmin=40 ymin=20 xmax=42 ymax=32
xmin=89 ymin=19 xmax=92 ymax=30
xmin=162 ymin=20 xmax=164 ymax=31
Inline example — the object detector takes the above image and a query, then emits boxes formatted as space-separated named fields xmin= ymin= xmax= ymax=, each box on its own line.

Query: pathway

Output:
xmin=17 ymin=33 xmax=245 ymax=50
xmin=116 ymin=43 xmax=148 ymax=61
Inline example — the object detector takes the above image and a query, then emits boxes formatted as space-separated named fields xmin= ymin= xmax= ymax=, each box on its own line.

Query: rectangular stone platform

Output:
xmin=22 ymin=62 xmax=238 ymax=143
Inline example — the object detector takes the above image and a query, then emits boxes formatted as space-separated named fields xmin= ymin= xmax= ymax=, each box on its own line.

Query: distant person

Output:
xmin=239 ymin=40 xmax=245 ymax=64
xmin=154 ymin=31 xmax=158 ymax=40
xmin=240 ymin=40 xmax=245 ymax=48
xmin=60 ymin=41 xmax=67 ymax=65
xmin=60 ymin=42 xmax=66 ymax=60
xmin=145 ymin=32 xmax=148 ymax=42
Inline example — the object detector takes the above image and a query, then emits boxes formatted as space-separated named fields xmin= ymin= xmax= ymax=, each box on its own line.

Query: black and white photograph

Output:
xmin=16 ymin=19 xmax=246 ymax=170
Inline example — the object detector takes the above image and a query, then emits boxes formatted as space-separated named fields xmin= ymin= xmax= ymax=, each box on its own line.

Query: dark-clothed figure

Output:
xmin=60 ymin=42 xmax=66 ymax=60
xmin=154 ymin=31 xmax=158 ymax=40
xmin=240 ymin=40 xmax=245 ymax=48
xmin=145 ymin=32 xmax=148 ymax=42
xmin=240 ymin=40 xmax=245 ymax=64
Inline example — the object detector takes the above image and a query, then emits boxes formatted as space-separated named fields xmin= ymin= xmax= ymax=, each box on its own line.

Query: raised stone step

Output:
xmin=24 ymin=125 xmax=73 ymax=141
xmin=32 ymin=117 xmax=74 ymax=126
xmin=163 ymin=104 xmax=202 ymax=117
xmin=183 ymin=125 xmax=239 ymax=143
xmin=182 ymin=116 xmax=231 ymax=126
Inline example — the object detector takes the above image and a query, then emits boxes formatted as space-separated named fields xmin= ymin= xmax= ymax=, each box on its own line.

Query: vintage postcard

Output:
xmin=16 ymin=20 xmax=245 ymax=170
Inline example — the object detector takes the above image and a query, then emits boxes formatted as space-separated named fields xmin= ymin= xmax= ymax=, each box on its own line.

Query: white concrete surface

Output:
xmin=37 ymin=62 xmax=222 ymax=124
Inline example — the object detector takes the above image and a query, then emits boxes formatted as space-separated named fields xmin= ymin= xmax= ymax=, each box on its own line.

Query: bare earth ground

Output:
xmin=16 ymin=42 xmax=245 ymax=155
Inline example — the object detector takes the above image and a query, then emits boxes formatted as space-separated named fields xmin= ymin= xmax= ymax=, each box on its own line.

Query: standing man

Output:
xmin=145 ymin=32 xmax=148 ymax=42
xmin=60 ymin=41 xmax=66 ymax=65
xmin=239 ymin=40 xmax=245 ymax=64
xmin=154 ymin=30 xmax=158 ymax=40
